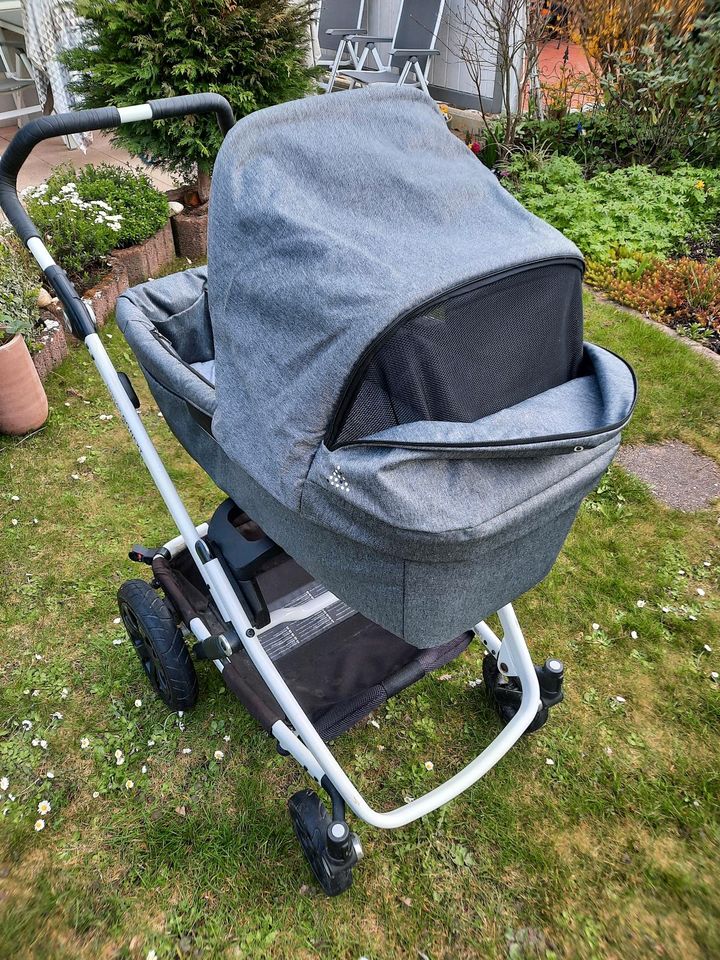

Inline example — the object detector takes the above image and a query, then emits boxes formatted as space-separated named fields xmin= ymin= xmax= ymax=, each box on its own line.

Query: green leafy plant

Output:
xmin=24 ymin=164 xmax=168 ymax=287
xmin=64 ymin=0 xmax=317 ymax=200
xmin=507 ymin=156 xmax=720 ymax=264
xmin=0 ymin=236 xmax=41 ymax=348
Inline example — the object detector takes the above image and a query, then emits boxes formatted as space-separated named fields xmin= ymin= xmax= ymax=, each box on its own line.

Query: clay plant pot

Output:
xmin=0 ymin=333 xmax=49 ymax=435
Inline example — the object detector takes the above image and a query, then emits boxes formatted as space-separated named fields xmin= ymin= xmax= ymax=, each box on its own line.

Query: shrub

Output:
xmin=0 ymin=235 xmax=41 ymax=348
xmin=64 ymin=0 xmax=317 ymax=199
xmin=507 ymin=156 xmax=720 ymax=264
xmin=24 ymin=164 xmax=168 ymax=287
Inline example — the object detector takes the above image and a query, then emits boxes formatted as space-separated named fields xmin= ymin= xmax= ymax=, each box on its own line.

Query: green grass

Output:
xmin=1 ymin=293 xmax=719 ymax=959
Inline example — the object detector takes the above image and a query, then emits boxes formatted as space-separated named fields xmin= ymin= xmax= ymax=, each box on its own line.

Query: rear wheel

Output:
xmin=118 ymin=579 xmax=198 ymax=712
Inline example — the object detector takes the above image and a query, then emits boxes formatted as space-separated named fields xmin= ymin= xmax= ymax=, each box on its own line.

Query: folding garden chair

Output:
xmin=0 ymin=38 xmax=43 ymax=125
xmin=327 ymin=0 xmax=445 ymax=97
xmin=314 ymin=0 xmax=366 ymax=92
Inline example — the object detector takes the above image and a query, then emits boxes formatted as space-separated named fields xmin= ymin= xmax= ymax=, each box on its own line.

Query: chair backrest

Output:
xmin=317 ymin=0 xmax=365 ymax=57
xmin=390 ymin=0 xmax=445 ymax=72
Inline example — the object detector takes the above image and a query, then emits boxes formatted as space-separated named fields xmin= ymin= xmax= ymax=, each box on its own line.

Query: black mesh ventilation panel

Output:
xmin=329 ymin=260 xmax=584 ymax=448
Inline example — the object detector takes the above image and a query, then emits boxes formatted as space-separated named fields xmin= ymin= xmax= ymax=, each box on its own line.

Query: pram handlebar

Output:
xmin=0 ymin=93 xmax=235 ymax=338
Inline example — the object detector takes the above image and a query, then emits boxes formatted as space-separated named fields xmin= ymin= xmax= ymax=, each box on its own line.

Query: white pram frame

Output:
xmin=0 ymin=95 xmax=551 ymax=885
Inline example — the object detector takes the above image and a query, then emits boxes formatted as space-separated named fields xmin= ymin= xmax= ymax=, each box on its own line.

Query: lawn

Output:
xmin=1 ymin=294 xmax=719 ymax=960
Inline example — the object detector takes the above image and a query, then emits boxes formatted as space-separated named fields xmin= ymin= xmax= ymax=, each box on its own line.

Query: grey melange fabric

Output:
xmin=117 ymin=85 xmax=636 ymax=647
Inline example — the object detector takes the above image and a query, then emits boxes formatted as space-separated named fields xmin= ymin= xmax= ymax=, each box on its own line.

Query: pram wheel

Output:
xmin=118 ymin=579 xmax=199 ymax=712
xmin=482 ymin=652 xmax=549 ymax=734
xmin=288 ymin=789 xmax=357 ymax=896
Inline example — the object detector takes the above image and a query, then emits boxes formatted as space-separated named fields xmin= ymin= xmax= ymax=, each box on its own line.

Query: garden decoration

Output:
xmin=0 ymin=86 xmax=636 ymax=895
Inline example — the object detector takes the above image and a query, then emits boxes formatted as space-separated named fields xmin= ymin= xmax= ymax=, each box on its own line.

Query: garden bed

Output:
xmin=505 ymin=157 xmax=720 ymax=356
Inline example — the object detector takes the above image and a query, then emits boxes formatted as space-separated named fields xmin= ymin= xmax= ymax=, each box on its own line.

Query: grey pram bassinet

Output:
xmin=117 ymin=85 xmax=636 ymax=648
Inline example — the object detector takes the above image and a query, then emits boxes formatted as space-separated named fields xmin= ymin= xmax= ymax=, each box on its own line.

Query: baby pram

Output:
xmin=0 ymin=87 xmax=636 ymax=895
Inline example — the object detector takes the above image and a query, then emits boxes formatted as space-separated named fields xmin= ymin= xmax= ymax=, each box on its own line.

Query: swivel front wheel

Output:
xmin=288 ymin=789 xmax=360 ymax=896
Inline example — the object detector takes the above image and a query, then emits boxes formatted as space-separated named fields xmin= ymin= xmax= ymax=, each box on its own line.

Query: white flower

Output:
xmin=147 ymin=950 xmax=158 ymax=960
xmin=697 ymin=588 xmax=706 ymax=597
xmin=80 ymin=738 xmax=90 ymax=750
xmin=689 ymin=615 xmax=698 ymax=622
xmin=615 ymin=695 xmax=626 ymax=704
xmin=32 ymin=690 xmax=39 ymax=697
xmin=703 ymin=560 xmax=711 ymax=568
xmin=125 ymin=780 xmax=134 ymax=790
xmin=703 ymin=644 xmax=712 ymax=653
xmin=32 ymin=738 xmax=39 ymax=746
xmin=0 ymin=777 xmax=8 ymax=791
xmin=38 ymin=800 xmax=51 ymax=815
xmin=213 ymin=750 xmax=224 ymax=761
xmin=545 ymin=758 xmax=555 ymax=766
xmin=92 ymin=791 xmax=100 ymax=799
xmin=71 ymin=473 xmax=80 ymax=481
xmin=10 ymin=495 xmax=19 ymax=501
xmin=61 ymin=688 xmax=68 ymax=699
xmin=630 ymin=630 xmax=638 ymax=640
xmin=147 ymin=740 xmax=155 ymax=747
xmin=636 ymin=600 xmax=646 ymax=608
xmin=141 ymin=765 xmax=147 ymax=774
xmin=424 ymin=760 xmax=434 ymax=771
xmin=662 ymin=606 xmax=671 ymax=613
xmin=222 ymin=735 xmax=230 ymax=742
xmin=46 ymin=771 xmax=54 ymax=779
xmin=77 ymin=456 xmax=87 ymax=464
xmin=679 ymin=569 xmax=686 ymax=575
xmin=592 ymin=623 xmax=600 ymax=631
xmin=34 ymin=818 xmax=46 ymax=832
xmin=113 ymin=617 xmax=122 ymax=624
xmin=39 ymin=739 xmax=47 ymax=749
xmin=604 ymin=746 xmax=613 ymax=756
xmin=21 ymin=720 xmax=32 ymax=731
xmin=112 ymin=638 xmax=124 ymax=646
xmin=369 ymin=719 xmax=380 ymax=729
xmin=134 ymin=699 xmax=142 ymax=708
xmin=178 ymin=711 xmax=184 ymax=718
xmin=51 ymin=712 xmax=63 ymax=720
xmin=711 ymin=672 xmax=719 ymax=682
xmin=11 ymin=518 xmax=18 ymax=526
xmin=182 ymin=748 xmax=191 ymax=755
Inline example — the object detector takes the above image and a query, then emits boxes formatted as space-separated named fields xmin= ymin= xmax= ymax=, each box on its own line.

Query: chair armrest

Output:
xmin=346 ymin=35 xmax=393 ymax=43
xmin=393 ymin=48 xmax=441 ymax=57
xmin=325 ymin=28 xmax=367 ymax=36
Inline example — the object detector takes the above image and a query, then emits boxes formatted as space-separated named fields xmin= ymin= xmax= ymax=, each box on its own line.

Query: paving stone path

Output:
xmin=618 ymin=441 xmax=720 ymax=511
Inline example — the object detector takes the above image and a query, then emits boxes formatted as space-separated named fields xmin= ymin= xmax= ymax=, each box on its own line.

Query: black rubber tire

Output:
xmin=118 ymin=579 xmax=198 ymax=712
xmin=482 ymin=653 xmax=548 ymax=735
xmin=288 ymin=789 xmax=353 ymax=896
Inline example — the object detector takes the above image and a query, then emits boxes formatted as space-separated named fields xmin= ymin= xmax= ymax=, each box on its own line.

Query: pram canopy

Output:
xmin=118 ymin=85 xmax=636 ymax=646
xmin=208 ymin=85 xmax=593 ymax=508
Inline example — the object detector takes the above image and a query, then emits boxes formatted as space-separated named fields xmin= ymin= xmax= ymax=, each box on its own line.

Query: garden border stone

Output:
xmin=32 ymin=320 xmax=68 ymax=382
xmin=112 ymin=220 xmax=176 ymax=287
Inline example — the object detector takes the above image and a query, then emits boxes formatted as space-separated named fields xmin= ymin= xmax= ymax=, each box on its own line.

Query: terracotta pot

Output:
xmin=0 ymin=333 xmax=49 ymax=435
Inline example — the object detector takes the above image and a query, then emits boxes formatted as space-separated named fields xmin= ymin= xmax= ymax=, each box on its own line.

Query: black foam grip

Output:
xmin=149 ymin=93 xmax=235 ymax=134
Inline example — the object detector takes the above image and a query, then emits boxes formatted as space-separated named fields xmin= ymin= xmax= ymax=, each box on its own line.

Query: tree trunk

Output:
xmin=197 ymin=169 xmax=212 ymax=205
